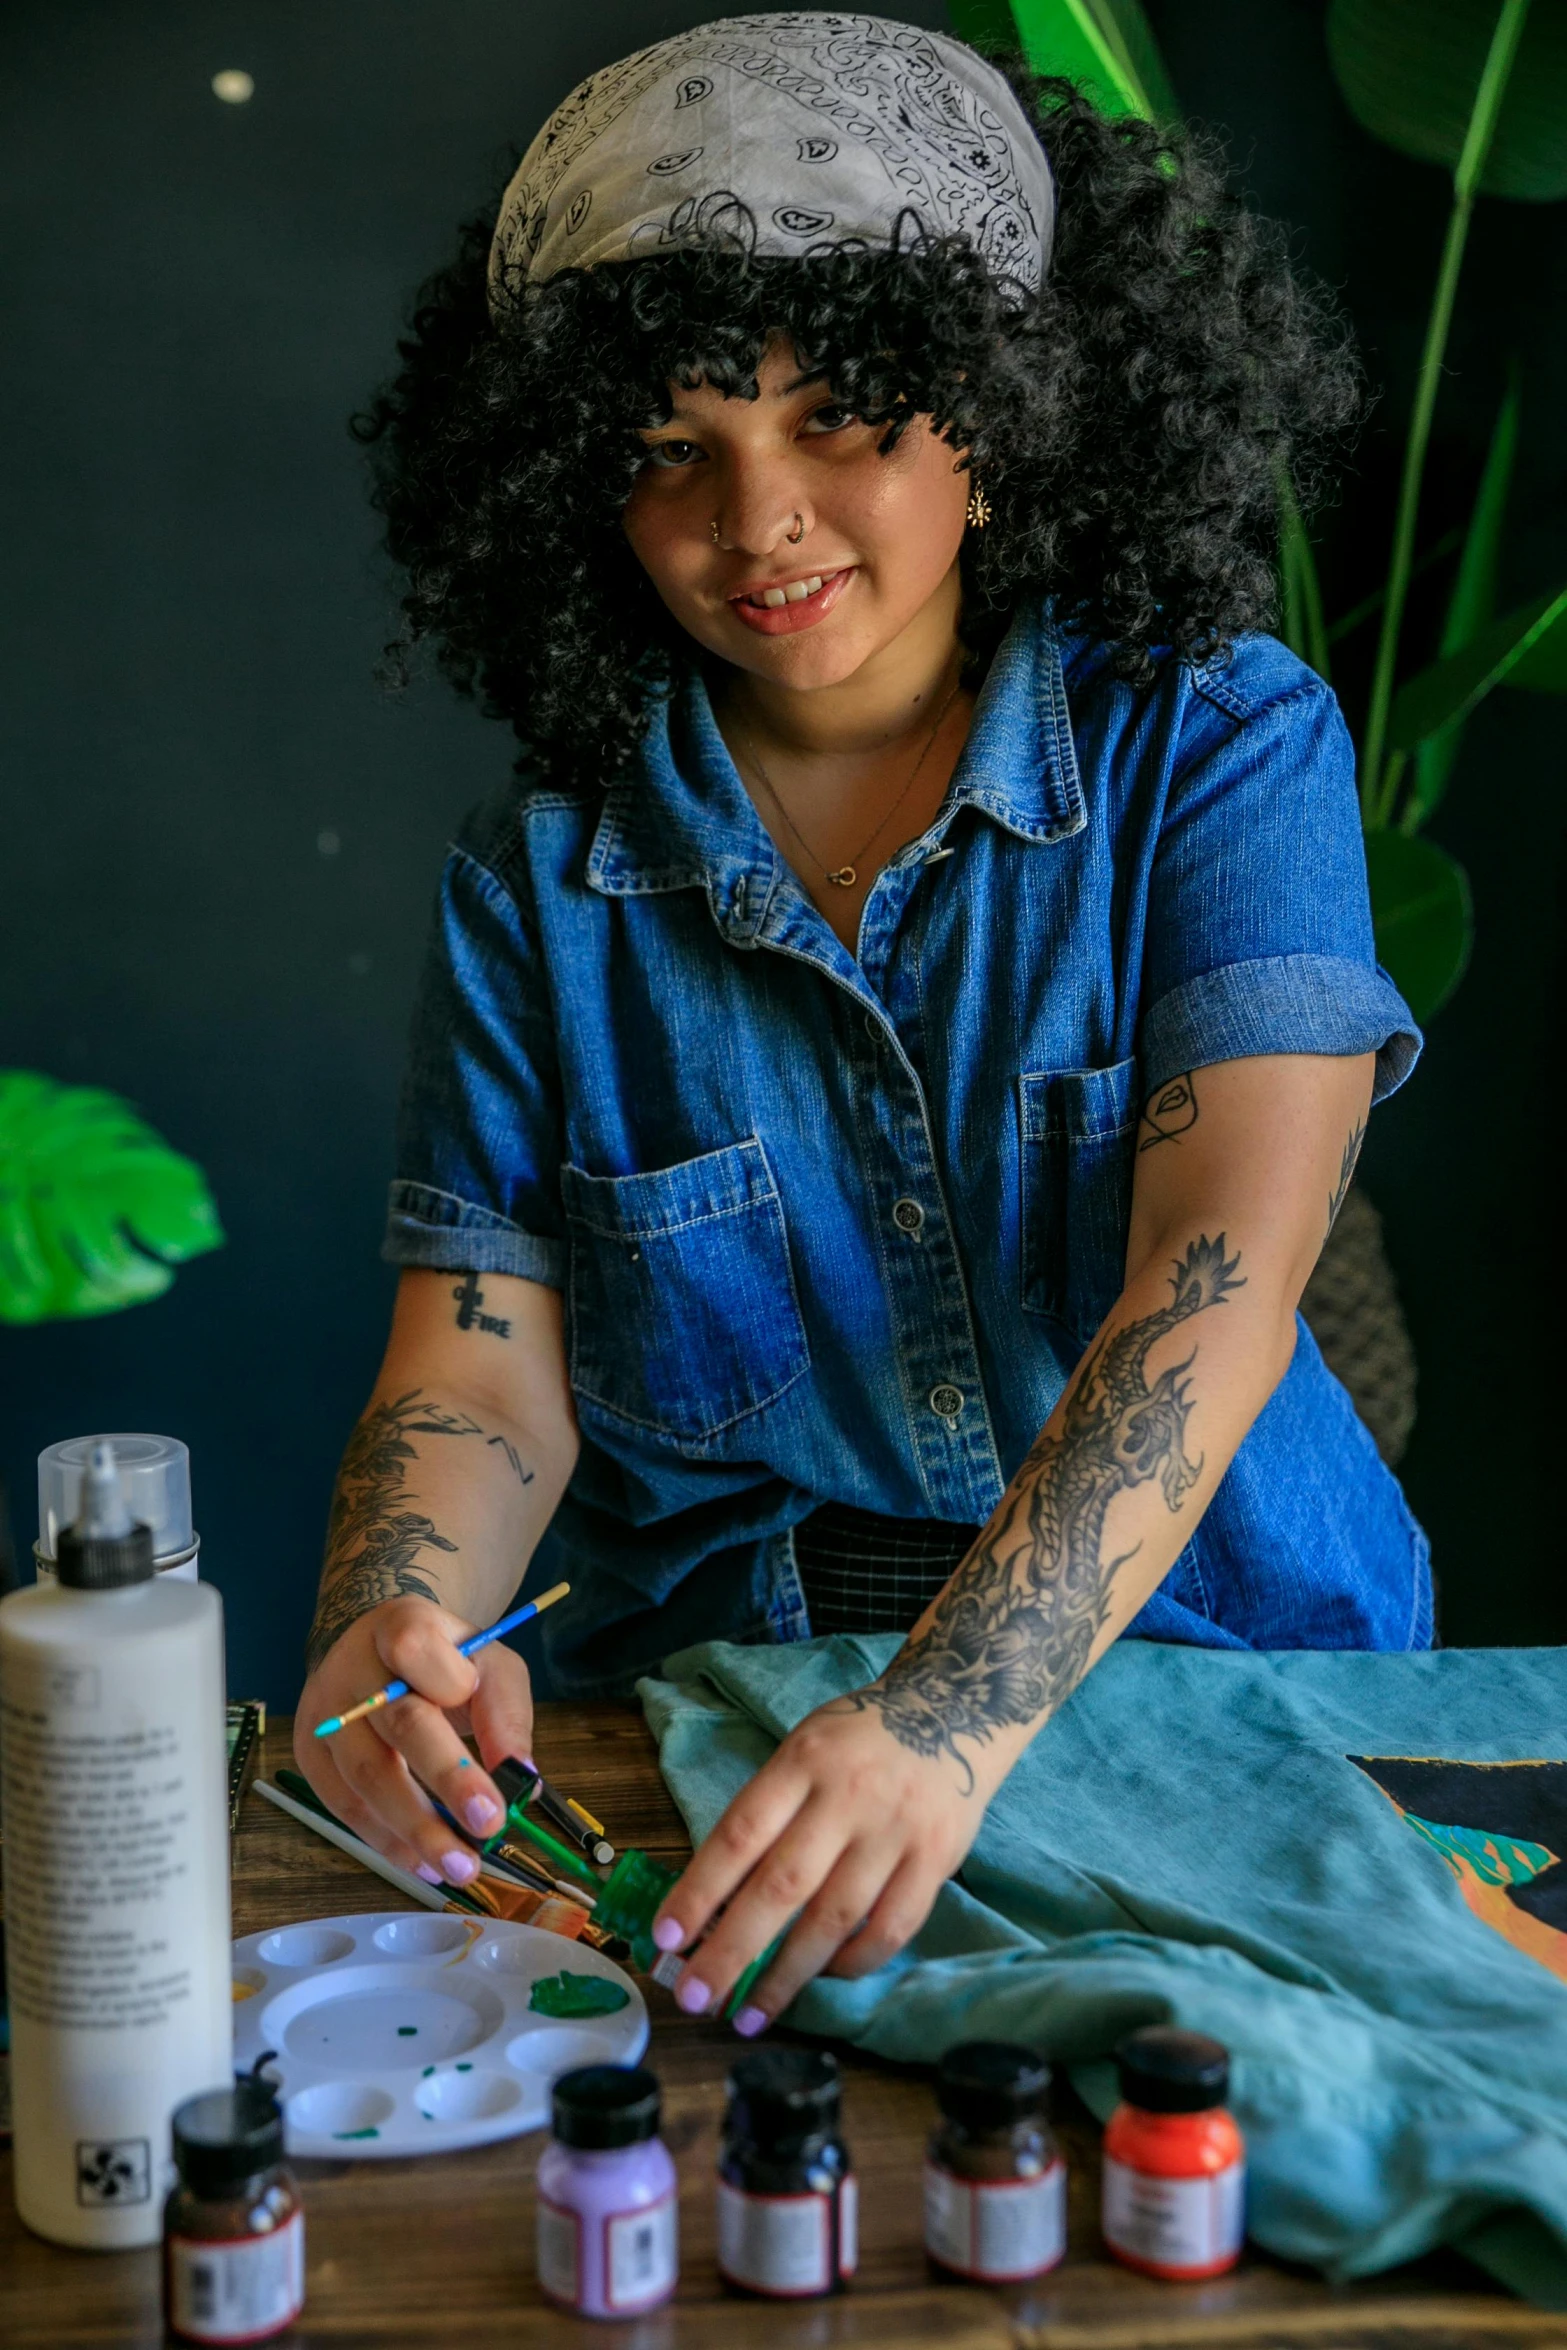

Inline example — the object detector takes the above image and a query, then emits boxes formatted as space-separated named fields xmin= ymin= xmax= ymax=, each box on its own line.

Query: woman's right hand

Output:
xmin=293 ymin=1597 xmax=534 ymax=1888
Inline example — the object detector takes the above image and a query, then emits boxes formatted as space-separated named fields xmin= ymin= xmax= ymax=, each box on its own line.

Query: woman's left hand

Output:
xmin=648 ymin=1693 xmax=991 ymax=2033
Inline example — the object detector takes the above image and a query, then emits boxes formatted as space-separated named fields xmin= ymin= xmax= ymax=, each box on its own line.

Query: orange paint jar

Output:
xmin=1100 ymin=2028 xmax=1245 ymax=2279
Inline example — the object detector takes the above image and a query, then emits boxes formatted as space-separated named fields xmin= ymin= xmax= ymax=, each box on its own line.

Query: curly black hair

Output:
xmin=355 ymin=65 xmax=1357 ymax=788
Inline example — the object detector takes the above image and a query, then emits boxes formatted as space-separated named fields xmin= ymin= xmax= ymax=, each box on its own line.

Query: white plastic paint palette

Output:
xmin=232 ymin=1910 xmax=648 ymax=2159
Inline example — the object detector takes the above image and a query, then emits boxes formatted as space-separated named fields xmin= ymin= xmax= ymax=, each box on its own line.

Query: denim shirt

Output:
xmin=386 ymin=604 xmax=1430 ymax=1696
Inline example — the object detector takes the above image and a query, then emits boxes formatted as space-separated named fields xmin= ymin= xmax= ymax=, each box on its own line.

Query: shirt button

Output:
xmin=930 ymin=1383 xmax=964 ymax=1420
xmin=892 ymin=1197 xmax=924 ymax=1235
xmin=864 ymin=1012 xmax=882 ymax=1045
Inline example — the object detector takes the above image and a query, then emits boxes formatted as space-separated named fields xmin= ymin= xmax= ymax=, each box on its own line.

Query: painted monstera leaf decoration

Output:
xmin=0 ymin=1071 xmax=223 ymax=1323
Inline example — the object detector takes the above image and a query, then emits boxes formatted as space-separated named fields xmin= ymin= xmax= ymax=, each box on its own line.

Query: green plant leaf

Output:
xmin=1278 ymin=476 xmax=1331 ymax=682
xmin=0 ymin=1071 xmax=224 ymax=1325
xmin=1507 ymin=611 xmax=1567 ymax=689
xmin=1389 ymin=582 xmax=1567 ymax=750
xmin=1326 ymin=0 xmax=1567 ymax=202
xmin=1365 ymin=832 xmax=1474 ymax=1022
xmin=977 ymin=0 xmax=1173 ymax=119
xmin=1409 ymin=362 xmax=1522 ymax=823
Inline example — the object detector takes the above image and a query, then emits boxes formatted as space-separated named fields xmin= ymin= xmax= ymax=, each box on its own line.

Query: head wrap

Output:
xmin=489 ymin=12 xmax=1054 ymax=308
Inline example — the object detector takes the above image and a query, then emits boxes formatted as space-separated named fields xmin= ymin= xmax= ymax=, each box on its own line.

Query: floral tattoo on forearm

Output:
xmin=834 ymin=1236 xmax=1245 ymax=1789
xmin=304 ymin=1388 xmax=531 ymax=1672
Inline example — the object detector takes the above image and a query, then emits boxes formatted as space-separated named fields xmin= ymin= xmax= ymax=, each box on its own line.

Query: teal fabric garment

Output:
xmin=639 ymin=1639 xmax=1567 ymax=2299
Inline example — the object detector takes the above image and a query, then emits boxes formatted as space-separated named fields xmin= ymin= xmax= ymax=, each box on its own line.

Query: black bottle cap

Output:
xmin=936 ymin=2041 xmax=1052 ymax=2129
xmin=55 ymin=1443 xmax=156 ymax=1590
xmin=552 ymin=2065 xmax=661 ymax=2150
xmin=1115 ymin=2027 xmax=1231 ymax=2114
xmin=726 ymin=2047 xmax=841 ymax=2148
xmin=172 ymin=2082 xmax=285 ymax=2198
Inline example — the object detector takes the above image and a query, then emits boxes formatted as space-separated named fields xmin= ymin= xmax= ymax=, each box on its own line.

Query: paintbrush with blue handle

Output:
xmin=312 ymin=1581 xmax=570 ymax=1737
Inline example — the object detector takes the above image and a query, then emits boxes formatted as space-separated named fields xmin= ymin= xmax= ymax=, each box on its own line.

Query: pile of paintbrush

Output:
xmin=254 ymin=1765 xmax=617 ymax=1948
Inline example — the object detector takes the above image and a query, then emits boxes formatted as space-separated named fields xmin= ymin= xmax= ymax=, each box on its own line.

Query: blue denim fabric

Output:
xmin=385 ymin=605 xmax=1430 ymax=1695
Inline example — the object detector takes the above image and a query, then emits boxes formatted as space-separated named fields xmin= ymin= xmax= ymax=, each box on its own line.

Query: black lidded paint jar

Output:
xmin=924 ymin=2041 xmax=1067 ymax=2282
xmin=163 ymin=2079 xmax=304 ymax=2344
xmin=716 ymin=2047 xmax=856 ymax=2298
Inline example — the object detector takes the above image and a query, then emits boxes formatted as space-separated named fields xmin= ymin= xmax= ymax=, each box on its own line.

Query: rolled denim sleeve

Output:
xmin=1138 ymin=666 xmax=1420 ymax=1104
xmin=382 ymin=840 xmax=566 ymax=1288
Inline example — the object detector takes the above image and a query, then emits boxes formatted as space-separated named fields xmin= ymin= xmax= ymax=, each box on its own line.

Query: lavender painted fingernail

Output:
xmin=652 ymin=1915 xmax=684 ymax=1952
xmin=675 ymin=1973 xmax=712 ymax=2016
xmin=733 ymin=2005 xmax=769 ymax=2038
xmin=441 ymin=1848 xmax=479 ymax=1885
xmin=464 ymin=1795 xmax=500 ymax=1833
xmin=416 ymin=1863 xmax=443 ymax=1885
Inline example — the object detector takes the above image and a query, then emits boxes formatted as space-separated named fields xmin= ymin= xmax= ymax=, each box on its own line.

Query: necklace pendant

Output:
xmin=826 ymin=865 xmax=857 ymax=888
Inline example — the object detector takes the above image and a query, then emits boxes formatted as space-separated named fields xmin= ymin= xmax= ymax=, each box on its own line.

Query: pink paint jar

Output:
xmin=535 ymin=2066 xmax=678 ymax=2319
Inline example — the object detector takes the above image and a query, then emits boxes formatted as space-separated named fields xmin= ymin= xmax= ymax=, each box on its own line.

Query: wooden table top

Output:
xmin=3 ymin=1705 xmax=1563 ymax=2349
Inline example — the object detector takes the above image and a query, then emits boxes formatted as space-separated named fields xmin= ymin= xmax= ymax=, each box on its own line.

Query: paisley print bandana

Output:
xmin=488 ymin=12 xmax=1055 ymax=307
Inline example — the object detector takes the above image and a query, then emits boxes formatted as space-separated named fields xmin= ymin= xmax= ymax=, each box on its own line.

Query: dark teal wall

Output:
xmin=0 ymin=3 xmax=949 ymax=1706
xmin=2 ymin=4 xmax=1560 ymax=1708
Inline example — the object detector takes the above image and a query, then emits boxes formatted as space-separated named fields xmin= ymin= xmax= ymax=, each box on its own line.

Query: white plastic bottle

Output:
xmin=0 ymin=1444 xmax=232 ymax=2248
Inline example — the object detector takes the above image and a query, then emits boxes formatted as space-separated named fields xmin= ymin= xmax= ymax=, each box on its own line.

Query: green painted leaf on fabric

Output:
xmin=1365 ymin=831 xmax=1473 ymax=1022
xmin=1002 ymin=0 xmax=1173 ymax=120
xmin=1390 ymin=583 xmax=1567 ymax=750
xmin=1326 ymin=0 xmax=1567 ymax=203
xmin=1410 ymin=365 xmax=1522 ymax=823
xmin=0 ymin=1071 xmax=224 ymax=1324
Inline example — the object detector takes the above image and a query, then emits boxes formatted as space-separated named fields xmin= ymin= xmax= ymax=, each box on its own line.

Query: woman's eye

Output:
xmin=803 ymin=403 xmax=857 ymax=436
xmin=644 ymin=438 xmax=704 ymax=470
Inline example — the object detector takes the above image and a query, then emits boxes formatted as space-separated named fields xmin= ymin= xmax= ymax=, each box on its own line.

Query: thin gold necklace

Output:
xmin=731 ymin=674 xmax=962 ymax=889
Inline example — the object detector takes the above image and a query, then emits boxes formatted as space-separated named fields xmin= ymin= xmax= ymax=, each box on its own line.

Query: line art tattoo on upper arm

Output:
xmin=486 ymin=1433 xmax=535 ymax=1488
xmin=306 ymin=1389 xmax=482 ymax=1671
xmin=1326 ymin=1119 xmax=1366 ymax=1238
xmin=832 ymin=1236 xmax=1244 ymax=1788
xmin=1138 ymin=1072 xmax=1199 ymax=1151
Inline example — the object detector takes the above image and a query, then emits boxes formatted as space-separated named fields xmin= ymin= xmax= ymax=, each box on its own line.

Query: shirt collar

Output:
xmin=585 ymin=599 xmax=1086 ymax=926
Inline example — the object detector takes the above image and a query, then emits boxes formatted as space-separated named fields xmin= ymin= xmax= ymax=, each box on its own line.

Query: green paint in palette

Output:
xmin=529 ymin=1969 xmax=631 ymax=2019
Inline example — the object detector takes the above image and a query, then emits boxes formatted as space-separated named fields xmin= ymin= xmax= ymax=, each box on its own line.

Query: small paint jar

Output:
xmin=924 ymin=2041 xmax=1066 ymax=2282
xmin=717 ymin=2047 xmax=856 ymax=2298
xmin=162 ymin=2082 xmax=304 ymax=2345
xmin=535 ymin=2065 xmax=678 ymax=2319
xmin=1101 ymin=2027 xmax=1246 ymax=2279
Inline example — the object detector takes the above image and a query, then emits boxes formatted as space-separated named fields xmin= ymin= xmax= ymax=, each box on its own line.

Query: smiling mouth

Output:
xmin=728 ymin=567 xmax=853 ymax=634
xmin=738 ymin=572 xmax=826 ymax=609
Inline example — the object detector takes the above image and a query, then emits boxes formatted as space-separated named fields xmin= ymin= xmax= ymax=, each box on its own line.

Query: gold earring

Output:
xmin=966 ymin=484 xmax=992 ymax=531
xmin=710 ymin=521 xmax=722 ymax=545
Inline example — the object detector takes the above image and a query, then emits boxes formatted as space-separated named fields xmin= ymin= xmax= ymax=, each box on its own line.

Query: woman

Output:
xmin=297 ymin=15 xmax=1427 ymax=2036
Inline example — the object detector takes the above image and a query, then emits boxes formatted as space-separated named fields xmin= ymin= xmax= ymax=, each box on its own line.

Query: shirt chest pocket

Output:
xmin=1019 ymin=1059 xmax=1139 ymax=1342
xmin=559 ymin=1136 xmax=810 ymax=1449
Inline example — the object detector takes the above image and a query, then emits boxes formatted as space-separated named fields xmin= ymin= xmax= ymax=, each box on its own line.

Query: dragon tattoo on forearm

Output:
xmin=834 ymin=1235 xmax=1245 ymax=1787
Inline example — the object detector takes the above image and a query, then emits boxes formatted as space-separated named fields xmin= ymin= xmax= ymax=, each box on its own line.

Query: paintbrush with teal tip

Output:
xmin=312 ymin=1581 xmax=570 ymax=1737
